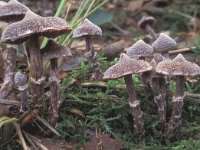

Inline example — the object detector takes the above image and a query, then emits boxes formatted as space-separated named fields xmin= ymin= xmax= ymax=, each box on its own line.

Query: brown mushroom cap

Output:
xmin=103 ymin=53 xmax=153 ymax=80
xmin=73 ymin=18 xmax=102 ymax=38
xmin=1 ymin=10 xmax=72 ymax=44
xmin=138 ymin=16 xmax=156 ymax=29
xmin=152 ymin=33 xmax=176 ymax=53
xmin=0 ymin=0 xmax=29 ymax=22
xmin=156 ymin=54 xmax=200 ymax=76
xmin=126 ymin=40 xmax=154 ymax=58
xmin=41 ymin=39 xmax=72 ymax=60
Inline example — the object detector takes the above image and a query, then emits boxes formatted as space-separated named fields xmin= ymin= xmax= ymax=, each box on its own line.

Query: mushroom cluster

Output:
xmin=103 ymin=16 xmax=200 ymax=135
xmin=0 ymin=0 xmax=72 ymax=127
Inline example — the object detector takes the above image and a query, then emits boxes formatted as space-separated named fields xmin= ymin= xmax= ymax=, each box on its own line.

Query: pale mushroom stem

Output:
xmin=19 ymin=88 xmax=28 ymax=112
xmin=0 ymin=44 xmax=17 ymax=98
xmin=27 ymin=36 xmax=44 ymax=113
xmin=124 ymin=74 xmax=145 ymax=134
xmin=166 ymin=75 xmax=185 ymax=135
xmin=48 ymin=58 xmax=59 ymax=127
xmin=85 ymin=35 xmax=102 ymax=80
xmin=145 ymin=24 xmax=157 ymax=40
xmin=151 ymin=77 xmax=167 ymax=129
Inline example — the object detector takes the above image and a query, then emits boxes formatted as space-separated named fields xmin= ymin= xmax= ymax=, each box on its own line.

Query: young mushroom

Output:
xmin=152 ymin=33 xmax=177 ymax=58
xmin=41 ymin=39 xmax=72 ymax=126
xmin=103 ymin=53 xmax=153 ymax=134
xmin=1 ymin=10 xmax=72 ymax=113
xmin=126 ymin=39 xmax=154 ymax=59
xmin=73 ymin=18 xmax=102 ymax=80
xmin=156 ymin=54 xmax=200 ymax=135
xmin=138 ymin=16 xmax=157 ymax=40
xmin=126 ymin=39 xmax=154 ymax=86
xmin=0 ymin=0 xmax=29 ymax=99
xmin=14 ymin=71 xmax=28 ymax=112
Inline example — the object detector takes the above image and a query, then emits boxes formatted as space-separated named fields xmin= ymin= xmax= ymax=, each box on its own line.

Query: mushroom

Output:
xmin=103 ymin=53 xmax=153 ymax=134
xmin=149 ymin=53 xmax=167 ymax=129
xmin=126 ymin=39 xmax=154 ymax=59
xmin=14 ymin=71 xmax=28 ymax=112
xmin=73 ymin=18 xmax=102 ymax=80
xmin=156 ymin=54 xmax=200 ymax=135
xmin=126 ymin=39 xmax=154 ymax=86
xmin=152 ymin=33 xmax=177 ymax=58
xmin=1 ymin=10 xmax=72 ymax=113
xmin=0 ymin=0 xmax=29 ymax=99
xmin=41 ymin=39 xmax=72 ymax=126
xmin=138 ymin=16 xmax=157 ymax=40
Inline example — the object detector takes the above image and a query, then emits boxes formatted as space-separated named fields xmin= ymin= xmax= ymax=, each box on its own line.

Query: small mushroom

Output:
xmin=0 ymin=0 xmax=29 ymax=99
xmin=152 ymin=33 xmax=177 ymax=58
xmin=126 ymin=40 xmax=154 ymax=86
xmin=14 ymin=71 xmax=28 ymax=112
xmin=156 ymin=54 xmax=200 ymax=135
xmin=41 ymin=39 xmax=72 ymax=126
xmin=1 ymin=10 xmax=72 ymax=113
xmin=73 ymin=18 xmax=102 ymax=80
xmin=103 ymin=53 xmax=153 ymax=134
xmin=126 ymin=39 xmax=154 ymax=59
xmin=138 ymin=16 xmax=157 ymax=40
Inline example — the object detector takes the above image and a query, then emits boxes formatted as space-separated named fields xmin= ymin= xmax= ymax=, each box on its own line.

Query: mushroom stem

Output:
xmin=0 ymin=44 xmax=17 ymax=99
xmin=166 ymin=75 xmax=185 ymax=135
xmin=145 ymin=24 xmax=157 ymax=40
xmin=85 ymin=35 xmax=102 ymax=80
xmin=26 ymin=36 xmax=44 ymax=113
xmin=124 ymin=74 xmax=145 ymax=134
xmin=48 ymin=58 xmax=59 ymax=127
xmin=151 ymin=77 xmax=167 ymax=129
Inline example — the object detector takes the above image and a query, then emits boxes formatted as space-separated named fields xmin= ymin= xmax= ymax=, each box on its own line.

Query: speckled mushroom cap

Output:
xmin=73 ymin=18 xmax=102 ymax=38
xmin=126 ymin=40 xmax=154 ymax=58
xmin=103 ymin=53 xmax=153 ymax=80
xmin=41 ymin=39 xmax=72 ymax=60
xmin=156 ymin=54 xmax=200 ymax=76
xmin=138 ymin=16 xmax=156 ymax=29
xmin=0 ymin=0 xmax=29 ymax=22
xmin=150 ymin=53 xmax=164 ymax=69
xmin=1 ymin=10 xmax=72 ymax=44
xmin=152 ymin=33 xmax=176 ymax=53
xmin=14 ymin=71 xmax=27 ymax=87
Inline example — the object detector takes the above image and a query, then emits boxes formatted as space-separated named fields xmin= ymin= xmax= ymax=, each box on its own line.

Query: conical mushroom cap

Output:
xmin=1 ymin=10 xmax=72 ymax=44
xmin=138 ymin=16 xmax=156 ymax=29
xmin=150 ymin=53 xmax=164 ymax=69
xmin=73 ymin=18 xmax=102 ymax=38
xmin=103 ymin=53 xmax=152 ymax=80
xmin=14 ymin=71 xmax=27 ymax=86
xmin=126 ymin=40 xmax=154 ymax=58
xmin=152 ymin=33 xmax=176 ymax=53
xmin=41 ymin=39 xmax=72 ymax=60
xmin=156 ymin=54 xmax=200 ymax=76
xmin=0 ymin=0 xmax=29 ymax=22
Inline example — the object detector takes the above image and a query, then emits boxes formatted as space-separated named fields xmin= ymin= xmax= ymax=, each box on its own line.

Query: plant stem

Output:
xmin=124 ymin=74 xmax=145 ymax=134
xmin=85 ymin=35 xmax=102 ymax=80
xmin=166 ymin=75 xmax=185 ymax=135
xmin=48 ymin=58 xmax=60 ymax=127
xmin=0 ymin=45 xmax=17 ymax=99
xmin=27 ymin=36 xmax=44 ymax=113
xmin=151 ymin=77 xmax=167 ymax=130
